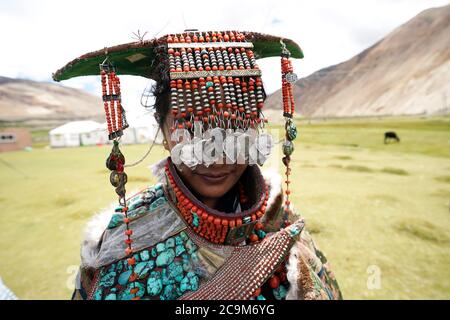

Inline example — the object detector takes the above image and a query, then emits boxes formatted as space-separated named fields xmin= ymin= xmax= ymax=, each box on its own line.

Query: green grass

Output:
xmin=0 ymin=116 xmax=449 ymax=299
xmin=380 ymin=167 xmax=409 ymax=176
xmin=293 ymin=116 xmax=450 ymax=158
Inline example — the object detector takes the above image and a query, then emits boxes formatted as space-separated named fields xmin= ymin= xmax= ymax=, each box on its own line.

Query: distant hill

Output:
xmin=0 ymin=76 xmax=103 ymax=124
xmin=265 ymin=5 xmax=450 ymax=118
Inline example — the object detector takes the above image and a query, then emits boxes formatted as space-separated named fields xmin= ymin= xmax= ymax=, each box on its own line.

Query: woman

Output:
xmin=53 ymin=30 xmax=342 ymax=300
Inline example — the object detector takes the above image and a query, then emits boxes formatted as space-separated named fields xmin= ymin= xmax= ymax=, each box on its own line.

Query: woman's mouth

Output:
xmin=194 ymin=172 xmax=230 ymax=184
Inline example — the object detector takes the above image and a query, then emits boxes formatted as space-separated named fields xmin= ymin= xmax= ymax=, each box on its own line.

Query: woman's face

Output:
xmin=162 ymin=114 xmax=247 ymax=204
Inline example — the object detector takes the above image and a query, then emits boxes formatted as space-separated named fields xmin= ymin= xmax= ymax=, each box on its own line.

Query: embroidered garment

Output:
xmin=72 ymin=158 xmax=342 ymax=300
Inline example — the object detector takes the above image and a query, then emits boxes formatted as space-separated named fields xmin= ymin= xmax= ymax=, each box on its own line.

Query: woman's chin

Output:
xmin=192 ymin=180 xmax=234 ymax=199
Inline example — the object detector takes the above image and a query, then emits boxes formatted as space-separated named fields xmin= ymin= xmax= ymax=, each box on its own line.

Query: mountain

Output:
xmin=0 ymin=76 xmax=103 ymax=124
xmin=265 ymin=5 xmax=450 ymax=118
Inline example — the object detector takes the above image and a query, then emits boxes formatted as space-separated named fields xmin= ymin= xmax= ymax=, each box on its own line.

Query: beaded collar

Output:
xmin=164 ymin=158 xmax=268 ymax=245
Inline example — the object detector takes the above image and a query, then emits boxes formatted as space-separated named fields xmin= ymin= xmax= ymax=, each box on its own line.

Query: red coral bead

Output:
xmin=252 ymin=288 xmax=261 ymax=297
xmin=130 ymin=287 xmax=139 ymax=294
xmin=128 ymin=273 xmax=138 ymax=282
xmin=269 ymin=275 xmax=280 ymax=288
xmin=249 ymin=234 xmax=259 ymax=243
xmin=127 ymin=257 xmax=136 ymax=266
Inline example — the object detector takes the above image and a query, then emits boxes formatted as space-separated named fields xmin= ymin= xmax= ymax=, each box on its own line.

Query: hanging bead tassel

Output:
xmin=280 ymin=40 xmax=298 ymax=215
xmin=100 ymin=62 xmax=128 ymax=140
xmin=100 ymin=60 xmax=137 ymax=299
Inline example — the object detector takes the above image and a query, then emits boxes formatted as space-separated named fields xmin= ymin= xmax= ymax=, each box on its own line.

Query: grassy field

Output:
xmin=0 ymin=116 xmax=449 ymax=299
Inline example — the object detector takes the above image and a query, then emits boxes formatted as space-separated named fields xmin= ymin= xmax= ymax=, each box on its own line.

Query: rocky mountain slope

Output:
xmin=265 ymin=5 xmax=450 ymax=118
xmin=0 ymin=76 xmax=103 ymax=124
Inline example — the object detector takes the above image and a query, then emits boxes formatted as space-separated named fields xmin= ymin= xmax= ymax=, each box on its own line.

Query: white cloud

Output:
xmin=0 ymin=0 xmax=448 ymax=117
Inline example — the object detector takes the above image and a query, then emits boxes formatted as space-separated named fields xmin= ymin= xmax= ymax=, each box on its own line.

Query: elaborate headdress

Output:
xmin=53 ymin=30 xmax=302 ymax=297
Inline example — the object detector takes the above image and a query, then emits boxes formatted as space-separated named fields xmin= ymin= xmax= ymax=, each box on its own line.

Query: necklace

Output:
xmin=164 ymin=159 xmax=269 ymax=245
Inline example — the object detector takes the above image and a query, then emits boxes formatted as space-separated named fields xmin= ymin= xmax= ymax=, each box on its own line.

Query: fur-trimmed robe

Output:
xmin=73 ymin=159 xmax=342 ymax=300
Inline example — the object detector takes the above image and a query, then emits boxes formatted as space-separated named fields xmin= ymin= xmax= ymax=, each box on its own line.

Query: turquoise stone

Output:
xmin=165 ymin=237 xmax=175 ymax=249
xmin=93 ymin=287 xmax=103 ymax=300
xmin=182 ymin=259 xmax=193 ymax=272
xmin=185 ymin=239 xmax=196 ymax=254
xmin=133 ymin=253 xmax=141 ymax=263
xmin=100 ymin=263 xmax=116 ymax=277
xmin=155 ymin=188 xmax=164 ymax=198
xmin=156 ymin=249 xmax=175 ymax=267
xmin=167 ymin=261 xmax=184 ymax=283
xmin=135 ymin=261 xmax=154 ymax=279
xmin=289 ymin=223 xmax=302 ymax=236
xmin=187 ymin=272 xmax=199 ymax=291
xmin=256 ymin=230 xmax=267 ymax=239
xmin=179 ymin=231 xmax=188 ymax=240
xmin=181 ymin=253 xmax=190 ymax=260
xmin=175 ymin=235 xmax=183 ymax=245
xmin=108 ymin=263 xmax=117 ymax=273
xmin=99 ymin=271 xmax=116 ymax=288
xmin=191 ymin=252 xmax=199 ymax=264
xmin=273 ymin=285 xmax=287 ymax=300
xmin=140 ymin=249 xmax=150 ymax=261
xmin=192 ymin=213 xmax=199 ymax=227
xmin=160 ymin=284 xmax=181 ymax=300
xmin=116 ymin=260 xmax=124 ymax=273
xmin=150 ymin=197 xmax=166 ymax=210
xmin=161 ymin=268 xmax=175 ymax=286
xmin=119 ymin=282 xmax=145 ymax=300
xmin=128 ymin=206 xmax=147 ymax=219
xmin=180 ymin=276 xmax=190 ymax=293
xmin=156 ymin=243 xmax=166 ymax=253
xmin=129 ymin=199 xmax=143 ymax=211
xmin=118 ymin=270 xmax=132 ymax=286
xmin=147 ymin=271 xmax=163 ymax=296
xmin=256 ymin=295 xmax=266 ymax=300
xmin=107 ymin=214 xmax=124 ymax=229
xmin=175 ymin=244 xmax=186 ymax=257
xmin=205 ymin=81 xmax=214 ymax=88
xmin=180 ymin=272 xmax=199 ymax=293
xmin=151 ymin=247 xmax=157 ymax=258
xmin=105 ymin=293 xmax=117 ymax=300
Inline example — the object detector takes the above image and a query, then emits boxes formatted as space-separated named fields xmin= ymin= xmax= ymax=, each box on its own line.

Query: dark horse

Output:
xmin=384 ymin=131 xmax=400 ymax=144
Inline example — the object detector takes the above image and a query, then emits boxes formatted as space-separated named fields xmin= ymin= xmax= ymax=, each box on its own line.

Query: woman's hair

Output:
xmin=148 ymin=45 xmax=171 ymax=128
xmin=151 ymin=79 xmax=170 ymax=128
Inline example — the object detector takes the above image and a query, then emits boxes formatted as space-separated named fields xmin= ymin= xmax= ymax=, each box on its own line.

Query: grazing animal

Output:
xmin=384 ymin=131 xmax=400 ymax=144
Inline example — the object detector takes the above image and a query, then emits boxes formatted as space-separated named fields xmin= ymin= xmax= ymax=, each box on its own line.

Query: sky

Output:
xmin=0 ymin=0 xmax=448 ymax=118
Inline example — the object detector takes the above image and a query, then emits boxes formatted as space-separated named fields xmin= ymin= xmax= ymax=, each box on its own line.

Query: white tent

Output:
xmin=103 ymin=114 xmax=162 ymax=145
xmin=49 ymin=121 xmax=107 ymax=148
xmin=129 ymin=114 xmax=162 ymax=145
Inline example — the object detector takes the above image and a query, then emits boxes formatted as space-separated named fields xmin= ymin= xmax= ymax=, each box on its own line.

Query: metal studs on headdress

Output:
xmin=167 ymin=31 xmax=266 ymax=133
xmin=166 ymin=31 xmax=272 ymax=169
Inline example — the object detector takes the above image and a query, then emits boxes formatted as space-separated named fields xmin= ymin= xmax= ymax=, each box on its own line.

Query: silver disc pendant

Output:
xmin=224 ymin=135 xmax=239 ymax=164
xmin=202 ymin=138 xmax=218 ymax=167
xmin=180 ymin=142 xmax=198 ymax=169
xmin=285 ymin=72 xmax=298 ymax=84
